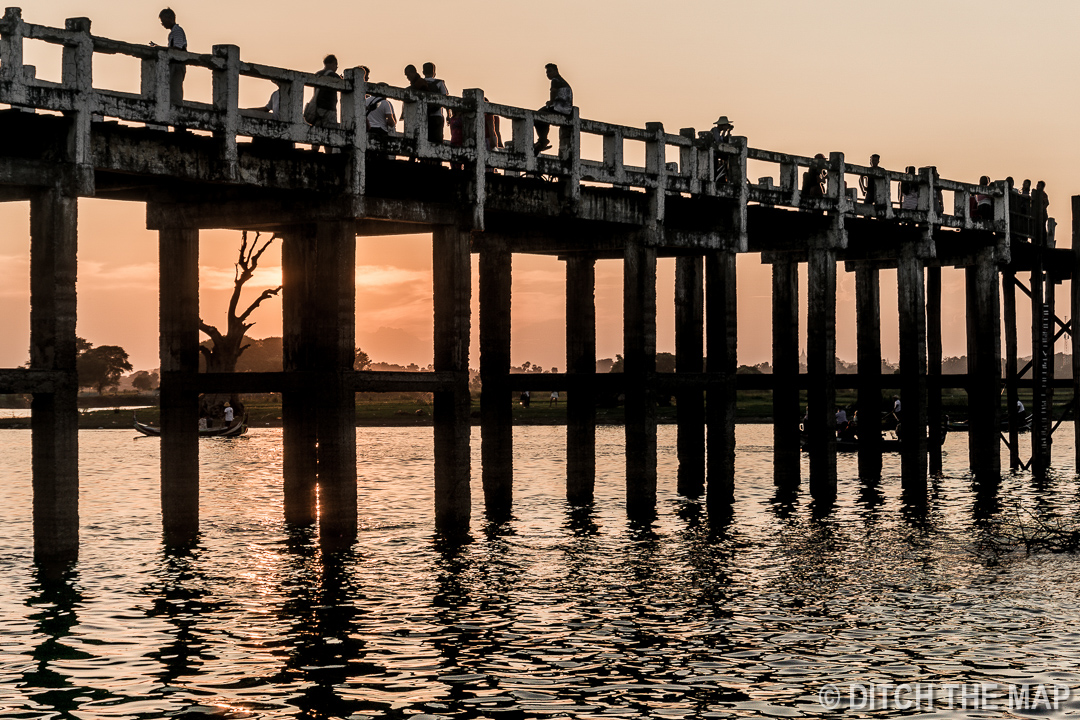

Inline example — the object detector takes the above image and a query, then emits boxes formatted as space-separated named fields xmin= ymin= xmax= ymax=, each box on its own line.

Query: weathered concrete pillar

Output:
xmin=479 ymin=242 xmax=512 ymax=516
xmin=706 ymin=250 xmax=737 ymax=508
xmin=432 ymin=226 xmax=472 ymax=533
xmin=675 ymin=255 xmax=705 ymax=497
xmin=1072 ymin=196 xmax=1080 ymax=471
xmin=158 ymin=226 xmax=200 ymax=544
xmin=771 ymin=256 xmax=800 ymax=490
xmin=853 ymin=264 xmax=882 ymax=479
xmin=566 ymin=255 xmax=596 ymax=504
xmin=965 ymin=247 xmax=1001 ymax=480
xmin=806 ymin=247 xmax=837 ymax=501
xmin=314 ymin=220 xmax=357 ymax=546
xmin=926 ymin=265 xmax=943 ymax=475
xmin=29 ymin=189 xmax=79 ymax=564
xmin=897 ymin=243 xmax=928 ymax=496
xmin=1002 ymin=269 xmax=1021 ymax=470
xmin=624 ymin=233 xmax=657 ymax=516
xmin=281 ymin=226 xmax=318 ymax=525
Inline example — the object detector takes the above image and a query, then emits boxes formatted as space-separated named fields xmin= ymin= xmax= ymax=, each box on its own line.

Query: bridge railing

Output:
xmin=0 ymin=8 xmax=1016 ymax=240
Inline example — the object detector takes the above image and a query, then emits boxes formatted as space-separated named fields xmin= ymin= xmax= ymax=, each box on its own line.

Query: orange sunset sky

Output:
xmin=1 ymin=0 xmax=1078 ymax=373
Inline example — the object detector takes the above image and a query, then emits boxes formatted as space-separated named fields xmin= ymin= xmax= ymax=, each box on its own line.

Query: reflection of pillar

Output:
xmin=675 ymin=255 xmax=705 ymax=496
xmin=855 ymin=264 xmax=882 ymax=479
xmin=282 ymin=226 xmax=317 ymax=525
xmin=898 ymin=243 xmax=927 ymax=496
xmin=706 ymin=250 xmax=737 ymax=508
xmin=806 ymin=247 xmax=836 ymax=501
xmin=624 ymin=233 xmax=657 ymax=515
xmin=771 ymin=256 xmax=799 ymax=490
xmin=433 ymin=226 xmax=472 ymax=532
xmin=30 ymin=189 xmax=79 ymax=563
xmin=966 ymin=247 xmax=1001 ymax=480
xmin=480 ymin=242 xmax=512 ymax=516
xmin=926 ymin=266 xmax=943 ymax=475
xmin=314 ymin=220 xmax=357 ymax=545
xmin=1003 ymin=269 xmax=1021 ymax=470
xmin=158 ymin=226 xmax=200 ymax=544
xmin=566 ymin=256 xmax=596 ymax=504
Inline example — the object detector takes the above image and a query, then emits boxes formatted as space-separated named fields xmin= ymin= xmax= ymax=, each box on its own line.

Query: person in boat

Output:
xmin=223 ymin=402 xmax=235 ymax=425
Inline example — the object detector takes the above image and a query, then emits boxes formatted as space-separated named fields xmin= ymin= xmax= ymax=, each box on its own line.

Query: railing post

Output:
xmin=919 ymin=166 xmax=939 ymax=225
xmin=513 ymin=111 xmax=537 ymax=174
xmin=212 ymin=44 xmax=240 ymax=179
xmin=141 ymin=47 xmax=171 ymax=123
xmin=679 ymin=128 xmax=699 ymax=195
xmin=463 ymin=88 xmax=487 ymax=230
xmin=0 ymin=7 xmax=27 ymax=104
xmin=403 ymin=89 xmax=428 ymax=158
xmin=61 ymin=17 xmax=94 ymax=194
xmin=955 ymin=187 xmax=972 ymax=229
xmin=730 ymin=137 xmax=749 ymax=251
xmin=278 ymin=77 xmax=305 ymax=127
xmin=561 ymin=106 xmax=581 ymax=207
xmin=645 ymin=122 xmax=666 ymax=224
xmin=605 ymin=126 xmax=626 ymax=187
xmin=341 ymin=67 xmax=368 ymax=201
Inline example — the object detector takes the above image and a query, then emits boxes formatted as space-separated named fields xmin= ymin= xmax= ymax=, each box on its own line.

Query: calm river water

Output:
xmin=3 ymin=425 xmax=1080 ymax=719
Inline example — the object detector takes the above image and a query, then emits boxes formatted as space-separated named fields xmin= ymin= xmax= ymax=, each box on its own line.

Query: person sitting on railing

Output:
xmin=859 ymin=154 xmax=881 ymax=205
xmin=304 ymin=55 xmax=341 ymax=130
xmin=358 ymin=66 xmax=396 ymax=141
xmin=801 ymin=154 xmax=827 ymax=199
xmin=152 ymin=8 xmax=187 ymax=108
xmin=899 ymin=166 xmax=919 ymax=210
xmin=709 ymin=116 xmax=734 ymax=182
xmin=485 ymin=98 xmax=503 ymax=151
xmin=534 ymin=63 xmax=573 ymax=155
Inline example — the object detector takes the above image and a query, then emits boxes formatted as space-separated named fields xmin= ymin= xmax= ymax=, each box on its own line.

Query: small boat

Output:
xmin=800 ymin=420 xmax=947 ymax=453
xmin=947 ymin=413 xmax=1031 ymax=433
xmin=134 ymin=411 xmax=248 ymax=438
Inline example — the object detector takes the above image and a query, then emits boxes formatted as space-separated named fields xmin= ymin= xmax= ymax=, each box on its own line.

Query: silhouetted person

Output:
xmin=972 ymin=174 xmax=992 ymax=220
xmin=802 ymin=154 xmax=827 ymax=199
xmin=422 ymin=62 xmax=449 ymax=144
xmin=710 ymin=116 xmax=734 ymax=182
xmin=305 ymin=54 xmax=340 ymax=128
xmin=900 ymin=166 xmax=919 ymax=210
xmin=153 ymin=8 xmax=187 ymax=107
xmin=860 ymin=153 xmax=881 ymax=205
xmin=534 ymin=63 xmax=572 ymax=155
xmin=359 ymin=66 xmax=396 ymax=140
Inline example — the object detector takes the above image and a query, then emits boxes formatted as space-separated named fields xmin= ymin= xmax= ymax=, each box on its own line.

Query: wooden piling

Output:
xmin=771 ymin=256 xmax=800 ymax=489
xmin=281 ymin=226 xmax=318 ymax=525
xmin=480 ymin=242 xmax=513 ymax=515
xmin=1030 ymin=253 xmax=1049 ymax=473
xmin=926 ymin=265 xmax=943 ymax=475
xmin=1003 ymin=268 xmax=1020 ymax=470
xmin=432 ymin=226 xmax=473 ymax=533
xmin=313 ymin=220 xmax=357 ymax=545
xmin=855 ymin=264 xmax=882 ymax=480
xmin=29 ymin=189 xmax=79 ymax=563
xmin=624 ymin=233 xmax=658 ymax=516
xmin=566 ymin=255 xmax=596 ymax=504
xmin=806 ymin=247 xmax=837 ymax=501
xmin=897 ymin=243 xmax=927 ymax=497
xmin=706 ymin=250 xmax=737 ymax=508
xmin=158 ymin=226 xmax=201 ymax=544
xmin=1072 ymin=196 xmax=1080 ymax=471
xmin=675 ymin=255 xmax=705 ymax=497
xmin=965 ymin=247 xmax=1001 ymax=480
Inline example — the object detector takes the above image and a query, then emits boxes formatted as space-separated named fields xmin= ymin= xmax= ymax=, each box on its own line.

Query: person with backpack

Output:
xmin=358 ymin=66 xmax=396 ymax=140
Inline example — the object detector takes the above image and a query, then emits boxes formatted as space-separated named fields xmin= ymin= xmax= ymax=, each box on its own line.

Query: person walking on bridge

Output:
xmin=709 ymin=116 xmax=734 ymax=183
xmin=153 ymin=8 xmax=187 ymax=107
xmin=422 ymin=63 xmax=449 ymax=144
xmin=534 ymin=63 xmax=573 ymax=155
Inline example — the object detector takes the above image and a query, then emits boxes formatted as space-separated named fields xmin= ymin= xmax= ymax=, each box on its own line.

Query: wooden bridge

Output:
xmin=3 ymin=9 xmax=1077 ymax=563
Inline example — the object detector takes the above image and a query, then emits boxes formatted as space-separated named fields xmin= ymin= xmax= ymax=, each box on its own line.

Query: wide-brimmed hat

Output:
xmin=713 ymin=115 xmax=733 ymax=128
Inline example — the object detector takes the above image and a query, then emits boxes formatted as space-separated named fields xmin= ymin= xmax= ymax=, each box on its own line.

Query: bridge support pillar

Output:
xmin=313 ymin=220 xmax=357 ymax=547
xmin=159 ymin=226 xmax=201 ymax=545
xmin=771 ymin=256 xmax=800 ymax=491
xmin=926 ymin=266 xmax=943 ymax=475
xmin=706 ymin=250 xmax=737 ymax=510
xmin=675 ymin=255 xmax=705 ymax=497
xmin=480 ymin=242 xmax=513 ymax=518
xmin=433 ymin=226 xmax=472 ymax=534
xmin=807 ymin=247 xmax=837 ymax=503
xmin=966 ymin=248 xmax=1002 ymax=480
xmin=898 ymin=243 xmax=928 ymax=499
xmin=855 ymin=264 xmax=882 ymax=480
xmin=282 ymin=226 xmax=318 ymax=525
xmin=1003 ymin=269 xmax=1021 ymax=470
xmin=30 ymin=189 xmax=79 ymax=564
xmin=1072 ymin=196 xmax=1080 ymax=472
xmin=624 ymin=234 xmax=657 ymax=517
xmin=566 ymin=256 xmax=596 ymax=504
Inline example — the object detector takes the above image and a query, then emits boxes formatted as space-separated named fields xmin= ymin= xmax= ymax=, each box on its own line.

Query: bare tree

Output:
xmin=199 ymin=231 xmax=282 ymax=419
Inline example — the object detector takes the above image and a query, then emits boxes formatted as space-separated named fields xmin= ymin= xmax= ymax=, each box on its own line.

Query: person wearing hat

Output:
xmin=710 ymin=116 xmax=734 ymax=182
xmin=223 ymin=402 xmax=234 ymax=425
